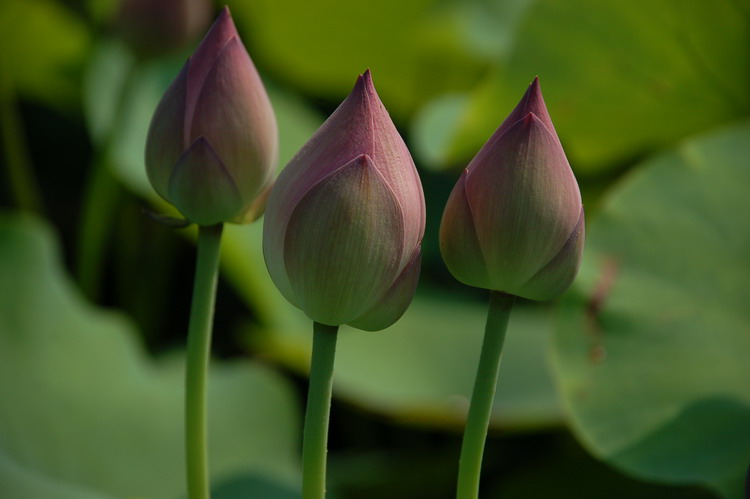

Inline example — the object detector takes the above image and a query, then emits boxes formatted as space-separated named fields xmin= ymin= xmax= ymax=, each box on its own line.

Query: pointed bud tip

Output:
xmin=522 ymin=112 xmax=540 ymax=125
xmin=355 ymin=68 xmax=375 ymax=94
xmin=353 ymin=153 xmax=375 ymax=167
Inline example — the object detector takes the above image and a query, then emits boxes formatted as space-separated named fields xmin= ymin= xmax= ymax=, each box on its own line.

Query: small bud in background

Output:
xmin=263 ymin=70 xmax=425 ymax=330
xmin=145 ymin=7 xmax=278 ymax=226
xmin=116 ymin=0 xmax=212 ymax=58
xmin=440 ymin=77 xmax=584 ymax=300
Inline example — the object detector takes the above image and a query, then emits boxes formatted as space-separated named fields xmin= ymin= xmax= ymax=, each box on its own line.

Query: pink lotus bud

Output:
xmin=263 ymin=70 xmax=425 ymax=330
xmin=439 ymin=77 xmax=584 ymax=300
xmin=116 ymin=0 xmax=212 ymax=57
xmin=145 ymin=6 xmax=278 ymax=226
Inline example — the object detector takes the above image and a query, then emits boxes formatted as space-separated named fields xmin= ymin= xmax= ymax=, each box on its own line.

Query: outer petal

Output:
xmin=264 ymin=70 xmax=424 ymax=292
xmin=360 ymin=70 xmax=426 ymax=268
xmin=189 ymin=36 xmax=278 ymax=208
xmin=168 ymin=137 xmax=243 ymax=225
xmin=145 ymin=63 xmax=188 ymax=200
xmin=517 ymin=206 xmax=585 ymax=300
xmin=348 ymin=245 xmax=422 ymax=331
xmin=282 ymin=155 xmax=404 ymax=326
xmin=439 ymin=169 xmax=491 ymax=289
xmin=184 ymin=6 xmax=238 ymax=126
xmin=490 ymin=76 xmax=559 ymax=145
xmin=466 ymin=113 xmax=581 ymax=291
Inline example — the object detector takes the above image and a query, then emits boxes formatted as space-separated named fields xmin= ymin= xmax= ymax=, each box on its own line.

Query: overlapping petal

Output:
xmin=440 ymin=78 xmax=583 ymax=300
xmin=282 ymin=155 xmax=404 ymax=325
xmin=264 ymin=70 xmax=425 ymax=330
xmin=144 ymin=6 xmax=277 ymax=225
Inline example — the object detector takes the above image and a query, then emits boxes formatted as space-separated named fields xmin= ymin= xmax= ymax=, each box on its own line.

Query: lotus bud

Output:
xmin=263 ymin=70 xmax=425 ymax=330
xmin=116 ymin=0 xmax=212 ymax=58
xmin=145 ymin=6 xmax=278 ymax=226
xmin=439 ymin=77 xmax=584 ymax=300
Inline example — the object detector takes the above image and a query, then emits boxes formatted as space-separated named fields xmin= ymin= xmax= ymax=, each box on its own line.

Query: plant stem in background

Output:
xmin=75 ymin=63 xmax=139 ymax=300
xmin=185 ymin=224 xmax=223 ymax=499
xmin=303 ymin=322 xmax=339 ymax=499
xmin=0 ymin=76 xmax=43 ymax=214
xmin=456 ymin=291 xmax=515 ymax=499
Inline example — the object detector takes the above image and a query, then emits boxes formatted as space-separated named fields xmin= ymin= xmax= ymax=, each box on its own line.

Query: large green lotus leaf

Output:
xmin=229 ymin=0 xmax=489 ymax=119
xmin=416 ymin=0 xmax=749 ymax=173
xmin=0 ymin=214 xmax=300 ymax=498
xmin=551 ymin=121 xmax=750 ymax=497
xmin=0 ymin=0 xmax=90 ymax=107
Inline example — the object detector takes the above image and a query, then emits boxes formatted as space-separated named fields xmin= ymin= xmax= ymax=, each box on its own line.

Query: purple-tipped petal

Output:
xmin=264 ymin=70 xmax=424 ymax=279
xmin=517 ymin=206 xmax=585 ymax=300
xmin=440 ymin=78 xmax=583 ymax=299
xmin=168 ymin=137 xmax=243 ymax=226
xmin=281 ymin=155 xmax=404 ymax=325
xmin=439 ymin=170 xmax=491 ymax=289
xmin=189 ymin=36 xmax=277 ymax=207
xmin=493 ymin=76 xmax=558 ymax=143
xmin=144 ymin=5 xmax=278 ymax=225
xmin=349 ymin=244 xmax=422 ymax=331
xmin=145 ymin=64 xmax=188 ymax=200
xmin=184 ymin=6 xmax=238 ymax=130
xmin=466 ymin=113 xmax=581 ymax=290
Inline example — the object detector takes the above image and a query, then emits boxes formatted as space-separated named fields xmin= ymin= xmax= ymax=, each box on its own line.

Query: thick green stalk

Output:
xmin=185 ymin=224 xmax=223 ymax=499
xmin=302 ymin=322 xmax=339 ymax=499
xmin=456 ymin=291 xmax=515 ymax=499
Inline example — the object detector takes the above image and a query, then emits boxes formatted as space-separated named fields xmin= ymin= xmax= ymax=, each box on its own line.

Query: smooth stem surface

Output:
xmin=185 ymin=224 xmax=223 ymax=499
xmin=303 ymin=322 xmax=339 ymax=499
xmin=0 ymin=76 xmax=43 ymax=214
xmin=456 ymin=291 xmax=515 ymax=499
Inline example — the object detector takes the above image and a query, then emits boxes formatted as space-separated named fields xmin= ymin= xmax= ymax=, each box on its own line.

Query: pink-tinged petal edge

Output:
xmin=439 ymin=170 xmax=491 ymax=289
xmin=188 ymin=35 xmax=277 ymax=204
xmin=184 ymin=6 xmax=239 ymax=143
xmin=168 ymin=137 xmax=243 ymax=225
xmin=349 ymin=244 xmax=422 ymax=331
xmin=264 ymin=70 xmax=420 ymax=294
xmin=516 ymin=206 xmax=584 ymax=300
xmin=145 ymin=63 xmax=188 ymax=200
xmin=281 ymin=154 xmax=405 ymax=325
xmin=465 ymin=113 xmax=581 ymax=290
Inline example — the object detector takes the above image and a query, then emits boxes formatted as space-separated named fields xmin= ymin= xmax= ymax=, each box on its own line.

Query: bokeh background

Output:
xmin=1 ymin=0 xmax=748 ymax=497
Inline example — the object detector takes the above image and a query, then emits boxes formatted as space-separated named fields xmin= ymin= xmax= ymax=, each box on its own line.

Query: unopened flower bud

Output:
xmin=440 ymin=77 xmax=584 ymax=300
xmin=145 ymin=6 xmax=277 ymax=226
xmin=263 ymin=70 xmax=425 ymax=330
xmin=116 ymin=0 xmax=212 ymax=58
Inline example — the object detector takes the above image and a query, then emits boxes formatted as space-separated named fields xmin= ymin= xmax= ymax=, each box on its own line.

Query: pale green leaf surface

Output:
xmin=0 ymin=214 xmax=300 ymax=498
xmin=551 ymin=121 xmax=750 ymax=497
xmin=417 ymin=0 xmax=750 ymax=173
xmin=230 ymin=0 xmax=489 ymax=119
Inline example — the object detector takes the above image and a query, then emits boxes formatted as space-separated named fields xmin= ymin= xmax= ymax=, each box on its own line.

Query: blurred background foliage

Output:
xmin=0 ymin=0 xmax=748 ymax=497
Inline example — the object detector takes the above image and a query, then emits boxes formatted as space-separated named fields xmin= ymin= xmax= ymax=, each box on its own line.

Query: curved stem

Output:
xmin=302 ymin=322 xmax=339 ymax=499
xmin=185 ymin=224 xmax=223 ymax=499
xmin=456 ymin=291 xmax=515 ymax=499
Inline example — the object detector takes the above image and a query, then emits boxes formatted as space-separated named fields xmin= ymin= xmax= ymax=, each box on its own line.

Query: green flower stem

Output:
xmin=303 ymin=322 xmax=339 ymax=499
xmin=456 ymin=290 xmax=515 ymax=499
xmin=0 ymin=76 xmax=43 ymax=214
xmin=185 ymin=224 xmax=223 ymax=499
